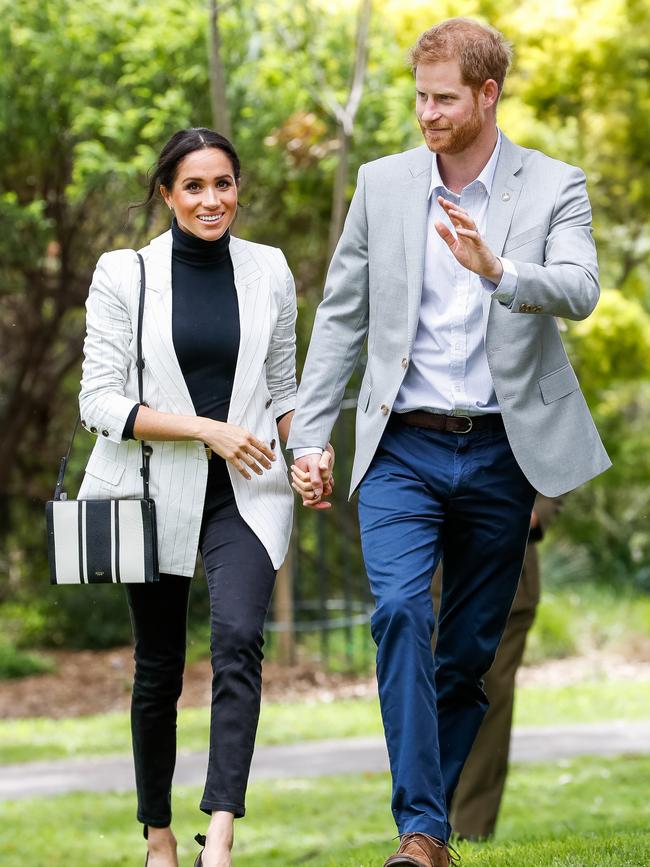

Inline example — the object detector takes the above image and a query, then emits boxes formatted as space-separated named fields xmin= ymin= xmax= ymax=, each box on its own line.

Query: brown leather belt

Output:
xmin=394 ymin=411 xmax=504 ymax=434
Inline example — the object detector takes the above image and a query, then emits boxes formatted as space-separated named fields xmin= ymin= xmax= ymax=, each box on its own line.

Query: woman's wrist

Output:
xmin=192 ymin=416 xmax=222 ymax=443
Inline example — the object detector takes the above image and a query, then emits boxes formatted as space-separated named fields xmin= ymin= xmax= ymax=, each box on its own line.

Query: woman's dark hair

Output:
xmin=136 ymin=128 xmax=241 ymax=210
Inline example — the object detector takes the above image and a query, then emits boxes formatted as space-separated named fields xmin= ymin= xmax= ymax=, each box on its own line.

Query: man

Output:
xmin=288 ymin=18 xmax=609 ymax=867
xmin=434 ymin=494 xmax=564 ymax=841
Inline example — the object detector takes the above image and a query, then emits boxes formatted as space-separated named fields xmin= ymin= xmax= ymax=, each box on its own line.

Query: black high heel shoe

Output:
xmin=194 ymin=833 xmax=206 ymax=867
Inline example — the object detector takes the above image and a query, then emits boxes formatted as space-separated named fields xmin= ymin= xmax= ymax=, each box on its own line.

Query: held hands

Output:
xmin=435 ymin=196 xmax=503 ymax=284
xmin=291 ymin=444 xmax=335 ymax=510
xmin=202 ymin=420 xmax=275 ymax=480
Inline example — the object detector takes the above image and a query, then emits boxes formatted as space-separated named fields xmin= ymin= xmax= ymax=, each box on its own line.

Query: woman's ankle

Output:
xmin=147 ymin=826 xmax=177 ymax=849
xmin=206 ymin=811 xmax=234 ymax=848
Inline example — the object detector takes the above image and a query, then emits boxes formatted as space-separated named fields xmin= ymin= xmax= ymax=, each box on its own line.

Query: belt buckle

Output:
xmin=456 ymin=416 xmax=473 ymax=434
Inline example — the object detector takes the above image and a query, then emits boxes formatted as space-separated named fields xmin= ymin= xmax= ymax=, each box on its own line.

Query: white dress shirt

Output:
xmin=393 ymin=131 xmax=517 ymax=416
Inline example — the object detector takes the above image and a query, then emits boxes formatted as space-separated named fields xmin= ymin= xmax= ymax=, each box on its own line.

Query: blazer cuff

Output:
xmin=80 ymin=395 xmax=140 ymax=444
xmin=272 ymin=394 xmax=296 ymax=419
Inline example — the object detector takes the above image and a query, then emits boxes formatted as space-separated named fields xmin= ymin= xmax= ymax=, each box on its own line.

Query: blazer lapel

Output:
xmin=227 ymin=237 xmax=271 ymax=425
xmin=483 ymin=135 xmax=523 ymax=328
xmin=403 ymin=146 xmax=433 ymax=349
xmin=139 ymin=231 xmax=196 ymax=415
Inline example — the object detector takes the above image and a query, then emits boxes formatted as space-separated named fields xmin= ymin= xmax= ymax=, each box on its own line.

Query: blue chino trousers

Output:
xmin=358 ymin=416 xmax=536 ymax=842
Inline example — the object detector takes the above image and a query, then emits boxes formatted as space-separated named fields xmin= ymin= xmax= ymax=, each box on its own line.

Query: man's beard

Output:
xmin=420 ymin=98 xmax=482 ymax=155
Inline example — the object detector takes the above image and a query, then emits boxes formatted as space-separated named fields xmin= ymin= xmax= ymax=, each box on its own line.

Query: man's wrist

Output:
xmin=482 ymin=255 xmax=504 ymax=284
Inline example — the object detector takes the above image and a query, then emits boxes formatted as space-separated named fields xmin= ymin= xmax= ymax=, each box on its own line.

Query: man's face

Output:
xmin=415 ymin=59 xmax=488 ymax=155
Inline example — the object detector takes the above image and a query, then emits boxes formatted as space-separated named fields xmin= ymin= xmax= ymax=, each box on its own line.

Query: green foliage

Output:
xmin=523 ymin=594 xmax=578 ymax=663
xmin=0 ymin=642 xmax=54 ymax=680
xmin=568 ymin=290 xmax=650 ymax=404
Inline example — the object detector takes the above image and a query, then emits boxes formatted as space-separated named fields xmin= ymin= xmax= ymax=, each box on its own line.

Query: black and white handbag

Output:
xmin=45 ymin=253 xmax=159 ymax=584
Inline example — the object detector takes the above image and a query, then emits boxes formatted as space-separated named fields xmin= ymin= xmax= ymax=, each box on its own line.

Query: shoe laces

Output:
xmin=397 ymin=833 xmax=461 ymax=864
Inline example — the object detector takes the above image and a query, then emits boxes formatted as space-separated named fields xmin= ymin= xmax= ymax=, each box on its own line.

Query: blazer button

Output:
xmin=102 ymin=430 xmax=109 ymax=437
xmin=265 ymin=398 xmax=273 ymax=409
xmin=90 ymin=426 xmax=97 ymax=433
xmin=380 ymin=404 xmax=389 ymax=415
xmin=270 ymin=438 xmax=276 ymax=450
xmin=401 ymin=357 xmax=408 ymax=369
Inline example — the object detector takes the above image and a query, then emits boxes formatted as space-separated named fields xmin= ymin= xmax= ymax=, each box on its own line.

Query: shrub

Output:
xmin=0 ymin=642 xmax=55 ymax=680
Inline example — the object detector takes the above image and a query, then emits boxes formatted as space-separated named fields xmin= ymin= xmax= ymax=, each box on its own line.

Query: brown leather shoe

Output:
xmin=383 ymin=832 xmax=455 ymax=867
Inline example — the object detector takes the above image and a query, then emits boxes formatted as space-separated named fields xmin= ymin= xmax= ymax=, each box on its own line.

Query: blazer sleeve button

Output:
xmin=102 ymin=430 xmax=109 ymax=437
xmin=270 ymin=438 xmax=276 ymax=450
xmin=380 ymin=404 xmax=389 ymax=415
xmin=90 ymin=426 xmax=97 ymax=433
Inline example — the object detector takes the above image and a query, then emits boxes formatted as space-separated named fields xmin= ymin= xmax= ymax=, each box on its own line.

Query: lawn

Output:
xmin=0 ymin=755 xmax=649 ymax=866
xmin=1 ymin=677 xmax=650 ymax=765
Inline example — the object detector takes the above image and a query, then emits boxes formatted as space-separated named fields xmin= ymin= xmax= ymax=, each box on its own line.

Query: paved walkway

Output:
xmin=1 ymin=720 xmax=649 ymax=801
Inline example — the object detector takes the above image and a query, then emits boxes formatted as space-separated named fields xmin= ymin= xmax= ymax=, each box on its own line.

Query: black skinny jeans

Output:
xmin=125 ymin=498 xmax=276 ymax=828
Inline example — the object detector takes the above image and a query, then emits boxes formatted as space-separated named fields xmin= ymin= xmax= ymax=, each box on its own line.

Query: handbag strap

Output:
xmin=54 ymin=252 xmax=150 ymax=501
xmin=135 ymin=253 xmax=153 ymax=500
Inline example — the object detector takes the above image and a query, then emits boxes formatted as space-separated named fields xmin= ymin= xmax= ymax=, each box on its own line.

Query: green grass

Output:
xmin=0 ymin=756 xmax=649 ymax=865
xmin=1 ymin=677 xmax=650 ymax=765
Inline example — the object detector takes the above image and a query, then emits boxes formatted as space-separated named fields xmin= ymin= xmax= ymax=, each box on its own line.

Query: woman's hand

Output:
xmin=202 ymin=419 xmax=276 ymax=481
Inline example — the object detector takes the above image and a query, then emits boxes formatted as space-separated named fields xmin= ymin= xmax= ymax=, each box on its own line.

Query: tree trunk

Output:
xmin=208 ymin=0 xmax=232 ymax=139
xmin=274 ymin=540 xmax=296 ymax=666
xmin=326 ymin=0 xmax=371 ymax=262
xmin=327 ymin=125 xmax=351 ymax=262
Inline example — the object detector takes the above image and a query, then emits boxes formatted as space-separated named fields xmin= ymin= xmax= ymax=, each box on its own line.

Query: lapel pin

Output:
xmin=501 ymin=191 xmax=511 ymax=202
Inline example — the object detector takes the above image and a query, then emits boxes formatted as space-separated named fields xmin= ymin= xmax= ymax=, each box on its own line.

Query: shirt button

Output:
xmin=401 ymin=358 xmax=408 ymax=369
xmin=380 ymin=404 xmax=389 ymax=415
xmin=102 ymin=430 xmax=109 ymax=437
xmin=265 ymin=398 xmax=272 ymax=409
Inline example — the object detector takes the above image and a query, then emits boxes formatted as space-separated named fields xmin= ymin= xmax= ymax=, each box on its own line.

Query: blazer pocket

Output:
xmin=503 ymin=223 xmax=546 ymax=254
xmin=357 ymin=380 xmax=372 ymax=413
xmin=538 ymin=364 xmax=579 ymax=405
xmin=84 ymin=452 xmax=126 ymax=486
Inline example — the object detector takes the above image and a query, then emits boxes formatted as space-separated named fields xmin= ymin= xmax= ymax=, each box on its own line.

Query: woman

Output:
xmin=78 ymin=128 xmax=331 ymax=867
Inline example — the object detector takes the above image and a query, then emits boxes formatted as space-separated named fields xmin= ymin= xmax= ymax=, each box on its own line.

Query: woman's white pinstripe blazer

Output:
xmin=78 ymin=229 xmax=297 ymax=574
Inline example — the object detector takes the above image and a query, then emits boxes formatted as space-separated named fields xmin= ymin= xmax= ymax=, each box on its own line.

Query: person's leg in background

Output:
xmin=448 ymin=546 xmax=539 ymax=839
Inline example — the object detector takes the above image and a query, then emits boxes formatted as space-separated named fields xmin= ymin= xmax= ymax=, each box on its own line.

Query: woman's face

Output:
xmin=161 ymin=147 xmax=238 ymax=241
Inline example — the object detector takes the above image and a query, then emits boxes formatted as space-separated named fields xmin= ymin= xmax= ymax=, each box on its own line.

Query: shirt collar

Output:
xmin=428 ymin=129 xmax=502 ymax=199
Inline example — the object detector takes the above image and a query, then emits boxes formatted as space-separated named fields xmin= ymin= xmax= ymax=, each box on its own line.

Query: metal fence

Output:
xmin=265 ymin=397 xmax=375 ymax=672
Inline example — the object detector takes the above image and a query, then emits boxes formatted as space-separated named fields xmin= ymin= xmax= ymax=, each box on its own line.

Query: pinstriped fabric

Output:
xmin=78 ymin=231 xmax=297 ymax=574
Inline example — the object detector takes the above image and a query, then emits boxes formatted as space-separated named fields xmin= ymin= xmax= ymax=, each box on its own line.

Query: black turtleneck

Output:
xmin=123 ymin=219 xmax=240 ymax=510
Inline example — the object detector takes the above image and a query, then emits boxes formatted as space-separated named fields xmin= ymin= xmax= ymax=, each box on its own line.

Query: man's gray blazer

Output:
xmin=288 ymin=134 xmax=611 ymax=497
